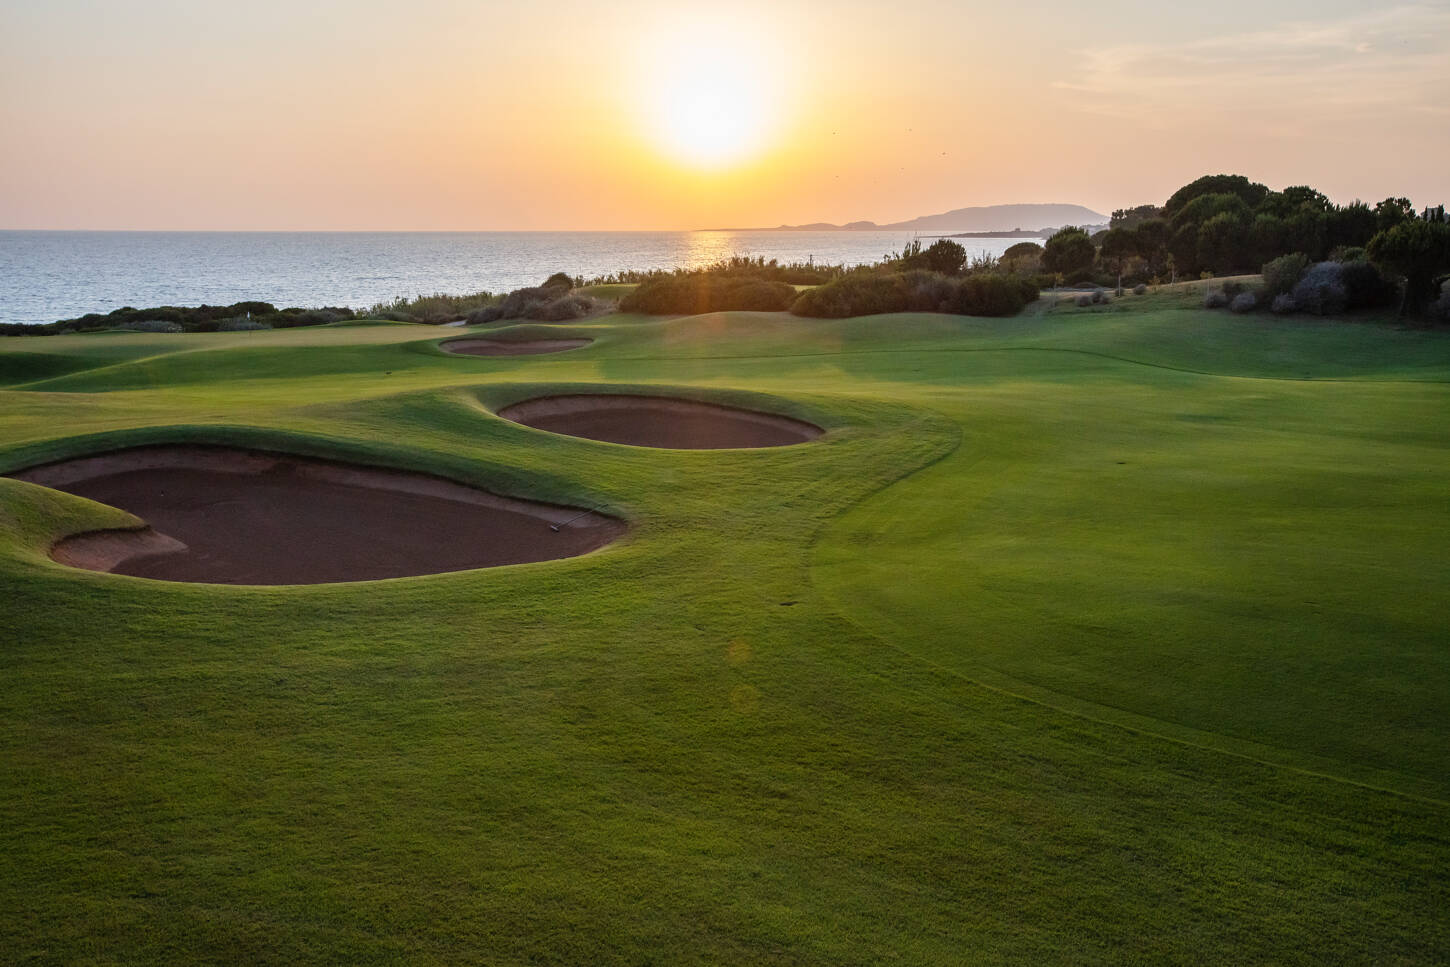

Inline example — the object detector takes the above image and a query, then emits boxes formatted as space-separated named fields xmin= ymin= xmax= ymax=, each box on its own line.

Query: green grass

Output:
xmin=1 ymin=305 xmax=1448 ymax=964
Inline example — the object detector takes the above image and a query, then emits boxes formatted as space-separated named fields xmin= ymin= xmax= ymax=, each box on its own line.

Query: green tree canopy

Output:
xmin=1042 ymin=227 xmax=1096 ymax=276
xmin=1110 ymin=205 xmax=1162 ymax=230
xmin=1367 ymin=219 xmax=1450 ymax=317
xmin=1375 ymin=198 xmax=1416 ymax=233
xmin=1163 ymin=174 xmax=1269 ymax=219
xmin=921 ymin=239 xmax=967 ymax=276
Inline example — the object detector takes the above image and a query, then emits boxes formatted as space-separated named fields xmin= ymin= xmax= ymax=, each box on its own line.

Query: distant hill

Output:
xmin=720 ymin=204 xmax=1108 ymax=234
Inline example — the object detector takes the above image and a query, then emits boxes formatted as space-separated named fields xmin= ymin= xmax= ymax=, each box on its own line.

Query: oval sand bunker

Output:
xmin=498 ymin=395 xmax=823 ymax=449
xmin=443 ymin=337 xmax=592 ymax=356
xmin=9 ymin=446 xmax=624 ymax=585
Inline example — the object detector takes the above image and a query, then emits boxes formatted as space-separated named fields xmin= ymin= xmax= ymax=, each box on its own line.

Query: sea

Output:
xmin=0 ymin=230 xmax=1038 ymax=327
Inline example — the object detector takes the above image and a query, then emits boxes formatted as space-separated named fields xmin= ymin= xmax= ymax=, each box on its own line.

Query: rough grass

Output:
xmin=1 ymin=305 xmax=1448 ymax=964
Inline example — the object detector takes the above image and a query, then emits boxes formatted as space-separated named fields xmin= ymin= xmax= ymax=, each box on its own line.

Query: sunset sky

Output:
xmin=2 ymin=0 xmax=1446 ymax=230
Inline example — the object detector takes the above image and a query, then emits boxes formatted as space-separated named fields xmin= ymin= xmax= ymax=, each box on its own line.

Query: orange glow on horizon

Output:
xmin=0 ymin=1 xmax=1445 ymax=230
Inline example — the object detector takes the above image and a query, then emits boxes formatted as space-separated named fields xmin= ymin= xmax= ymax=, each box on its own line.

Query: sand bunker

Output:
xmin=442 ymin=337 xmax=592 ymax=356
xmin=9 ymin=446 xmax=624 ymax=585
xmin=497 ymin=394 xmax=823 ymax=449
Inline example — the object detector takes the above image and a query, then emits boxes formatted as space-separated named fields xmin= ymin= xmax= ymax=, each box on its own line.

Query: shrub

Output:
xmin=895 ymin=239 xmax=969 ymax=275
xmin=622 ymin=275 xmax=798 ymax=315
xmin=789 ymin=271 xmax=1035 ymax=319
xmin=1337 ymin=260 xmax=1397 ymax=309
xmin=947 ymin=276 xmax=1039 ymax=316
xmin=1432 ymin=285 xmax=1450 ymax=325
xmin=362 ymin=292 xmax=492 ymax=323
xmin=122 ymin=319 xmax=183 ymax=333
xmin=582 ymin=256 xmax=837 ymax=288
xmin=1230 ymin=292 xmax=1257 ymax=313
xmin=541 ymin=272 xmax=575 ymax=291
xmin=791 ymin=274 xmax=909 ymax=318
xmin=1204 ymin=290 xmax=1228 ymax=309
xmin=290 ymin=308 xmax=350 ymax=327
xmin=118 ymin=306 xmax=185 ymax=325
xmin=1272 ymin=293 xmax=1296 ymax=314
xmin=1091 ymin=288 xmax=1106 ymax=304
xmin=1261 ymin=252 xmax=1309 ymax=298
xmin=230 ymin=301 xmax=277 ymax=316
xmin=466 ymin=305 xmax=505 ymax=325
xmin=1133 ymin=283 xmax=1148 ymax=295
xmin=1291 ymin=262 xmax=1349 ymax=315
xmin=477 ymin=284 xmax=611 ymax=321
xmin=498 ymin=286 xmax=557 ymax=318
xmin=1075 ymin=294 xmax=1093 ymax=307
xmin=530 ymin=293 xmax=602 ymax=321
xmin=900 ymin=269 xmax=956 ymax=312
xmin=218 ymin=317 xmax=272 ymax=331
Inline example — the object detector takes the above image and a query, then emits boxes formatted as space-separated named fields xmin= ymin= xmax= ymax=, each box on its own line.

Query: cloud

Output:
xmin=1056 ymin=3 xmax=1450 ymax=130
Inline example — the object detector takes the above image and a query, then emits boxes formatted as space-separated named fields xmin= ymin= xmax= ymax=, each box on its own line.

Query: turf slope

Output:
xmin=1 ymin=301 xmax=1447 ymax=963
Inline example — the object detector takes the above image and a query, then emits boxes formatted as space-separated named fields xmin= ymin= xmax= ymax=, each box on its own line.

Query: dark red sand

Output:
xmin=9 ymin=446 xmax=624 ymax=585
xmin=442 ymin=337 xmax=592 ymax=356
xmin=496 ymin=395 xmax=823 ymax=449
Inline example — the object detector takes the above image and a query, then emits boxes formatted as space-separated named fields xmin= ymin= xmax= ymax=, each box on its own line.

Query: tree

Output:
xmin=1261 ymin=186 xmax=1331 ymax=217
xmin=1169 ymin=192 xmax=1252 ymax=230
xmin=1168 ymin=223 xmax=1200 ymax=277
xmin=1163 ymin=174 xmax=1269 ymax=219
xmin=1001 ymin=242 xmax=1043 ymax=274
xmin=921 ymin=239 xmax=967 ymax=276
xmin=1110 ymin=205 xmax=1162 ymax=230
xmin=1042 ymin=227 xmax=1095 ymax=277
xmin=1099 ymin=228 xmax=1137 ymax=294
xmin=1328 ymin=201 xmax=1377 ymax=253
xmin=1249 ymin=213 xmax=1288 ymax=266
xmin=1367 ymin=219 xmax=1450 ymax=318
xmin=1284 ymin=209 xmax=1329 ymax=261
xmin=1196 ymin=212 xmax=1250 ymax=275
xmin=1374 ymin=197 xmax=1416 ymax=233
xmin=1132 ymin=219 xmax=1171 ymax=277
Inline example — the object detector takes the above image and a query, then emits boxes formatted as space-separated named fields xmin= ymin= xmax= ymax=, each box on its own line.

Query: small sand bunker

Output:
xmin=8 ymin=446 xmax=624 ymax=585
xmin=497 ymin=394 xmax=823 ymax=449
xmin=443 ymin=337 xmax=592 ymax=356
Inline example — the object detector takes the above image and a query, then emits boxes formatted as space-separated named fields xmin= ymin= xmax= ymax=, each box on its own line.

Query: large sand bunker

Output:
xmin=442 ymin=337 xmax=592 ymax=356
xmin=497 ymin=394 xmax=823 ymax=449
xmin=9 ymin=446 xmax=624 ymax=585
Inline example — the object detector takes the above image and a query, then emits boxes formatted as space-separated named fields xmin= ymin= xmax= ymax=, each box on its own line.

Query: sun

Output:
xmin=635 ymin=22 xmax=784 ymax=169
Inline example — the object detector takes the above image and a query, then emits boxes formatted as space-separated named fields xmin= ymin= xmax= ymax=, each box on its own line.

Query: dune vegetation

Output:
xmin=2 ymin=287 xmax=1448 ymax=963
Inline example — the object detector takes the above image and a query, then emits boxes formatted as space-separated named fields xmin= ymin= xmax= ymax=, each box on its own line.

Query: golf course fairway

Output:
xmin=2 ymin=294 xmax=1447 ymax=963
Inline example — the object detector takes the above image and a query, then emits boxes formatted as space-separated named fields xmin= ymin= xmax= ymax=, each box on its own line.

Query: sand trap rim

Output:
xmin=1 ymin=429 xmax=628 ymax=534
xmin=439 ymin=335 xmax=593 ymax=357
xmin=479 ymin=382 xmax=829 ymax=431
xmin=431 ymin=323 xmax=596 ymax=354
xmin=5 ymin=442 xmax=630 ymax=585
xmin=495 ymin=391 xmax=826 ymax=450
xmin=9 ymin=443 xmax=619 ymax=523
